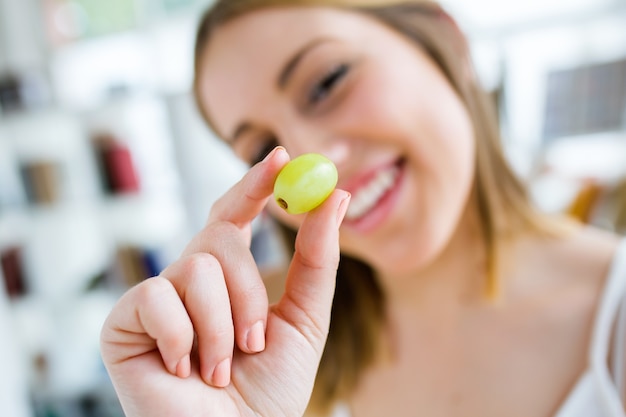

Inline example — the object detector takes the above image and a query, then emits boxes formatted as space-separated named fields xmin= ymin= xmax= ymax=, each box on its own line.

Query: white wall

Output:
xmin=0 ymin=271 xmax=33 ymax=417
xmin=0 ymin=0 xmax=46 ymax=72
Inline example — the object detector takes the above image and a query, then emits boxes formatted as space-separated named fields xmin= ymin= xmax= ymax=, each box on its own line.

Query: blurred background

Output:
xmin=0 ymin=0 xmax=625 ymax=416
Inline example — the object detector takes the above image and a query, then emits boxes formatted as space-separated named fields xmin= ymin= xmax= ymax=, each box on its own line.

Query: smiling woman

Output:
xmin=100 ymin=1 xmax=626 ymax=417
xmin=192 ymin=1 xmax=562 ymax=409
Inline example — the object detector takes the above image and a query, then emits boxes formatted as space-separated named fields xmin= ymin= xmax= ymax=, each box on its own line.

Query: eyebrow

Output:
xmin=277 ymin=37 xmax=330 ymax=89
xmin=228 ymin=38 xmax=331 ymax=143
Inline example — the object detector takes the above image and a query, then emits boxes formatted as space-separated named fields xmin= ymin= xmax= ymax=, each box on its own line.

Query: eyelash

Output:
xmin=250 ymin=136 xmax=278 ymax=166
xmin=308 ymin=63 xmax=350 ymax=105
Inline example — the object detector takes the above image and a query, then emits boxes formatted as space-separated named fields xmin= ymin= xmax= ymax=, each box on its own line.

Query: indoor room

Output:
xmin=1 ymin=0 xmax=625 ymax=416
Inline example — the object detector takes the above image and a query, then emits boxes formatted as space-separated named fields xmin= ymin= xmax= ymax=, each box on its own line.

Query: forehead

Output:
xmin=197 ymin=6 xmax=380 ymax=137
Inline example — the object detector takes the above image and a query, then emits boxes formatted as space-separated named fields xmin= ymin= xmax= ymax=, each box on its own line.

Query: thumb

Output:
xmin=276 ymin=189 xmax=350 ymax=351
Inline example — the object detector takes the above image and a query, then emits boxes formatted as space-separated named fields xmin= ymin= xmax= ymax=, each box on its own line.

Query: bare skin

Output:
xmin=100 ymin=5 xmax=624 ymax=417
xmin=101 ymin=147 xmax=352 ymax=417
xmin=349 ymin=224 xmax=621 ymax=417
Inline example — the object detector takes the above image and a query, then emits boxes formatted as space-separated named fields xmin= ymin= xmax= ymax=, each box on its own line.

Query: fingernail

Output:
xmin=246 ymin=321 xmax=266 ymax=353
xmin=337 ymin=191 xmax=351 ymax=225
xmin=176 ymin=354 xmax=191 ymax=378
xmin=262 ymin=146 xmax=285 ymax=163
xmin=212 ymin=358 xmax=231 ymax=387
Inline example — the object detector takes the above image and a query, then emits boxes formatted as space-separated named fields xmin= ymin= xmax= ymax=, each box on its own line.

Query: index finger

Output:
xmin=208 ymin=146 xmax=289 ymax=229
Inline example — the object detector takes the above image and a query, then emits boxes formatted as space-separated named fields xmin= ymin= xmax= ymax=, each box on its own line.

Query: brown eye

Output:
xmin=308 ymin=63 xmax=349 ymax=105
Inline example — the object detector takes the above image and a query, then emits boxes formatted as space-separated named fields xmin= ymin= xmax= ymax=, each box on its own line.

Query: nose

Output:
xmin=279 ymin=122 xmax=352 ymax=169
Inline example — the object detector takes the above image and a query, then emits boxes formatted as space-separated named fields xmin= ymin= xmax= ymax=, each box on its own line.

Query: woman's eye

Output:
xmin=250 ymin=138 xmax=278 ymax=166
xmin=308 ymin=63 xmax=349 ymax=105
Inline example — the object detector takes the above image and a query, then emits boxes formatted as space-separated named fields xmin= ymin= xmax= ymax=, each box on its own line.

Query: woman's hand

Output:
xmin=100 ymin=146 xmax=350 ymax=417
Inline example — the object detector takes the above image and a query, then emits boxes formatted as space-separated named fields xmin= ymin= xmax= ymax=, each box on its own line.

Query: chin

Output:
xmin=345 ymin=230 xmax=446 ymax=279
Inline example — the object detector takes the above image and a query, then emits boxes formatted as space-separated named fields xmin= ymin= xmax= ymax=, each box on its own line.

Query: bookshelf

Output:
xmin=1 ymin=0 xmax=625 ymax=416
xmin=0 ymin=1 xmax=248 ymax=416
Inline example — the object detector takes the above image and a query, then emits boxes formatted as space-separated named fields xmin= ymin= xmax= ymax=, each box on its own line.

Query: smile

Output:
xmin=345 ymin=161 xmax=401 ymax=221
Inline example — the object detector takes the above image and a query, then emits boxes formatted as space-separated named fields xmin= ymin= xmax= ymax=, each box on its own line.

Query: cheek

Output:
xmin=342 ymin=68 xmax=465 ymax=168
xmin=420 ymin=95 xmax=476 ymax=234
xmin=332 ymin=66 xmax=418 ymax=141
xmin=342 ymin=85 xmax=476 ymax=273
xmin=433 ymin=96 xmax=476 ymax=184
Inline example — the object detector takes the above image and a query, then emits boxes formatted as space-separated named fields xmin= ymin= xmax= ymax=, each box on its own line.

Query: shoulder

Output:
xmin=531 ymin=224 xmax=622 ymax=288
xmin=557 ymin=226 xmax=622 ymax=279
xmin=505 ymin=224 xmax=623 ymax=310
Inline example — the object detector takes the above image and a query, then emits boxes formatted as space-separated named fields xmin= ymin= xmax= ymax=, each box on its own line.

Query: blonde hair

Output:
xmin=193 ymin=1 xmax=561 ymax=414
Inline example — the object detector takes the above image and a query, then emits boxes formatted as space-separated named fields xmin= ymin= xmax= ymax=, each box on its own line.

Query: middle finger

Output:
xmin=182 ymin=220 xmax=269 ymax=356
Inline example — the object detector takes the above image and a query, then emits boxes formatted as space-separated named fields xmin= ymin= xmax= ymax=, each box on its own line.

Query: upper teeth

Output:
xmin=345 ymin=165 xmax=399 ymax=220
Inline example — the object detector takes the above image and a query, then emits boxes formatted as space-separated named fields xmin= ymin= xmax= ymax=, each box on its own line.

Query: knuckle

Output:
xmin=167 ymin=323 xmax=194 ymax=352
xmin=206 ymin=220 xmax=240 ymax=237
xmin=241 ymin=279 xmax=267 ymax=300
xmin=135 ymin=276 xmax=174 ymax=306
xmin=179 ymin=252 xmax=221 ymax=280
xmin=294 ymin=241 xmax=340 ymax=271
xmin=208 ymin=198 xmax=227 ymax=221
xmin=207 ymin=324 xmax=234 ymax=346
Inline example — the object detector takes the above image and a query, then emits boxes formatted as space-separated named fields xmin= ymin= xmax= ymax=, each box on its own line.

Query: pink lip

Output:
xmin=339 ymin=159 xmax=399 ymax=194
xmin=341 ymin=158 xmax=406 ymax=234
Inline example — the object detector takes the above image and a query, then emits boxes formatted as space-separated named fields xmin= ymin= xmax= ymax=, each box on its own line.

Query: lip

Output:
xmin=341 ymin=158 xmax=406 ymax=234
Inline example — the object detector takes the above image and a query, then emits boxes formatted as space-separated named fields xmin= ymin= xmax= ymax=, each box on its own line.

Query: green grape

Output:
xmin=273 ymin=153 xmax=338 ymax=214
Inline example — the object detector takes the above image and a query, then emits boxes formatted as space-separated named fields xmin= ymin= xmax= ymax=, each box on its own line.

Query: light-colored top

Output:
xmin=331 ymin=238 xmax=626 ymax=417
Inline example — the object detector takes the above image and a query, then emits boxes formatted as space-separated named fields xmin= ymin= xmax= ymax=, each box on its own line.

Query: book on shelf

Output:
xmin=0 ymin=74 xmax=23 ymax=113
xmin=92 ymin=134 xmax=140 ymax=195
xmin=1 ymin=246 xmax=27 ymax=298
xmin=19 ymin=161 xmax=61 ymax=205
xmin=114 ymin=245 xmax=162 ymax=288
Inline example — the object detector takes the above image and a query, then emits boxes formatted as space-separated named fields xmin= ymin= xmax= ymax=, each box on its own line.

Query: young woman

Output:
xmin=100 ymin=1 xmax=626 ymax=416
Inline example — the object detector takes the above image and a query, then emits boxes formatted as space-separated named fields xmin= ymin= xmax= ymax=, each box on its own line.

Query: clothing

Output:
xmin=331 ymin=238 xmax=626 ymax=417
xmin=555 ymin=237 xmax=626 ymax=417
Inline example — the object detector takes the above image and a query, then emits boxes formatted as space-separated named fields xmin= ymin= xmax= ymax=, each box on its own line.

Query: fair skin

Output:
xmin=100 ymin=6 xmax=622 ymax=417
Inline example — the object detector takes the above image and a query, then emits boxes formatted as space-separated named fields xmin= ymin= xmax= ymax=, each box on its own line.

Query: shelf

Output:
xmin=0 ymin=2 xmax=218 ymax=415
xmin=10 ymin=290 xmax=120 ymax=399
